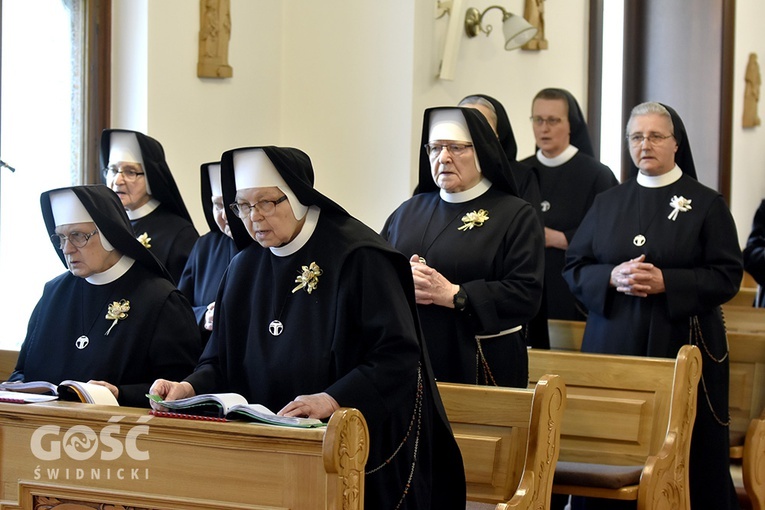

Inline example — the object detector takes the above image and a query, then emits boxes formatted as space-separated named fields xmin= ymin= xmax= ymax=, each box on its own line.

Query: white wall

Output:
xmin=731 ymin=0 xmax=765 ymax=246
xmin=111 ymin=0 xmax=591 ymax=233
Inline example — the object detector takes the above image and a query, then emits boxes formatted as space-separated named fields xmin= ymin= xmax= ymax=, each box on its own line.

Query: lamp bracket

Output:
xmin=465 ymin=5 xmax=510 ymax=37
xmin=435 ymin=0 xmax=452 ymax=19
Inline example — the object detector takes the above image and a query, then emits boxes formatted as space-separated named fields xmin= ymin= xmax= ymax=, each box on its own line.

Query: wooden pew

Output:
xmin=438 ymin=374 xmax=565 ymax=510
xmin=724 ymin=271 xmax=758 ymax=307
xmin=528 ymin=345 xmax=702 ymax=510
xmin=547 ymin=319 xmax=584 ymax=351
xmin=0 ymin=350 xmax=17 ymax=381
xmin=547 ymin=319 xmax=765 ymax=509
xmin=722 ymin=304 xmax=765 ymax=334
xmin=725 ymin=287 xmax=757 ymax=307
xmin=0 ymin=401 xmax=368 ymax=509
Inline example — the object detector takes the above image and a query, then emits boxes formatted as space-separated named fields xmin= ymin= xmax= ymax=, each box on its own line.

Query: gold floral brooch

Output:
xmin=293 ymin=262 xmax=323 ymax=294
xmin=458 ymin=209 xmax=490 ymax=231
xmin=668 ymin=196 xmax=692 ymax=221
xmin=105 ymin=299 xmax=130 ymax=335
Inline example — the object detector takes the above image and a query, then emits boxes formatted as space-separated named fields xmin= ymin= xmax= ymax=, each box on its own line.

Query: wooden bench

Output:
xmin=547 ymin=320 xmax=765 ymax=509
xmin=527 ymin=345 xmax=702 ymax=510
xmin=0 ymin=349 xmax=17 ymax=381
xmin=0 ymin=401 xmax=368 ymax=509
xmin=438 ymin=374 xmax=566 ymax=509
xmin=722 ymin=304 xmax=765 ymax=334
xmin=725 ymin=271 xmax=758 ymax=307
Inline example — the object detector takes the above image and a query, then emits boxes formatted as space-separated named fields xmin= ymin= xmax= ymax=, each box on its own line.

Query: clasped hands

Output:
xmin=409 ymin=254 xmax=458 ymax=308
xmin=610 ymin=254 xmax=665 ymax=297
xmin=149 ymin=379 xmax=339 ymax=419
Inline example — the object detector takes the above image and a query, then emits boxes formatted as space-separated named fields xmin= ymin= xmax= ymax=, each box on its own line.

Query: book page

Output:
xmin=227 ymin=403 xmax=325 ymax=428
xmin=59 ymin=381 xmax=119 ymax=406
xmin=147 ymin=392 xmax=248 ymax=415
xmin=0 ymin=390 xmax=58 ymax=403
xmin=0 ymin=380 xmax=59 ymax=395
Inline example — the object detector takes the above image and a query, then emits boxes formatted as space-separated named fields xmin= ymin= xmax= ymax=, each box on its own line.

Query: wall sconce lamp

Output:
xmin=436 ymin=1 xmax=537 ymax=80
xmin=464 ymin=5 xmax=537 ymax=50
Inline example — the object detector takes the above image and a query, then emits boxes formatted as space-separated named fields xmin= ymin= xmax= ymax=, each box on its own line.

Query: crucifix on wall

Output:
xmin=197 ymin=0 xmax=233 ymax=78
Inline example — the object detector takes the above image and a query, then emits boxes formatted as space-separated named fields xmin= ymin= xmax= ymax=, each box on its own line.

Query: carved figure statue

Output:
xmin=743 ymin=53 xmax=761 ymax=128
xmin=522 ymin=0 xmax=548 ymax=50
xmin=197 ymin=0 xmax=232 ymax=78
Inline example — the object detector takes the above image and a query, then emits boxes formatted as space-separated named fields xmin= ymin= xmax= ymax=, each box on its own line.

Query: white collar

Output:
xmin=636 ymin=165 xmax=683 ymax=188
xmin=126 ymin=198 xmax=160 ymax=220
xmin=536 ymin=144 xmax=579 ymax=167
xmin=439 ymin=177 xmax=492 ymax=203
xmin=85 ymin=255 xmax=135 ymax=285
xmin=270 ymin=206 xmax=320 ymax=257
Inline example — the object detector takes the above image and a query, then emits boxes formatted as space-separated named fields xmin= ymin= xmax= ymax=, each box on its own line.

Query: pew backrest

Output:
xmin=438 ymin=374 xmax=566 ymax=509
xmin=528 ymin=345 xmax=701 ymax=509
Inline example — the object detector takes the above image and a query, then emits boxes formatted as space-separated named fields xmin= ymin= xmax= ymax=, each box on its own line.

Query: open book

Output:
xmin=146 ymin=393 xmax=325 ymax=428
xmin=0 ymin=380 xmax=119 ymax=406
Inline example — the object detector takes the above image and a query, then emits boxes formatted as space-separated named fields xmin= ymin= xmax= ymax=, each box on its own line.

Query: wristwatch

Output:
xmin=453 ymin=286 xmax=468 ymax=312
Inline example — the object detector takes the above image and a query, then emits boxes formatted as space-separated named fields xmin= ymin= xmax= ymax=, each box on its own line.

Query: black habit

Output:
xmin=100 ymin=129 xmax=199 ymax=283
xmin=178 ymin=162 xmax=238 ymax=344
xmin=11 ymin=185 xmax=201 ymax=407
xmin=562 ymin=104 xmax=742 ymax=510
xmin=743 ymin=199 xmax=765 ymax=307
xmin=521 ymin=151 xmax=618 ymax=321
xmin=185 ymin=146 xmax=466 ymax=509
xmin=383 ymin=107 xmax=544 ymax=388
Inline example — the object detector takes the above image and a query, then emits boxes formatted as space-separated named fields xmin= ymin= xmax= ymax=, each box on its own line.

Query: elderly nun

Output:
xmin=9 ymin=185 xmax=201 ymax=407
xmin=151 ymin=146 xmax=466 ymax=509
xmin=177 ymin=161 xmax=238 ymax=346
xmin=382 ymin=106 xmax=544 ymax=388
xmin=100 ymin=129 xmax=199 ymax=283
xmin=563 ymin=102 xmax=742 ymax=510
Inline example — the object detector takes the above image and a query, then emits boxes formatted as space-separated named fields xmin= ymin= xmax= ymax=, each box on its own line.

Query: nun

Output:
xmin=9 ymin=185 xmax=201 ymax=407
xmin=459 ymin=94 xmax=550 ymax=349
xmin=563 ymin=102 xmax=742 ymax=510
xmin=151 ymin=146 xmax=466 ymax=509
xmin=458 ymin=93 xmax=543 ymax=224
xmin=520 ymin=88 xmax=618 ymax=322
xmin=382 ymin=107 xmax=544 ymax=388
xmin=100 ymin=129 xmax=199 ymax=283
xmin=177 ymin=161 xmax=238 ymax=346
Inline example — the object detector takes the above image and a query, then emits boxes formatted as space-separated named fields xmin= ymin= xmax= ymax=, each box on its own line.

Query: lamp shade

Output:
xmin=502 ymin=13 xmax=537 ymax=50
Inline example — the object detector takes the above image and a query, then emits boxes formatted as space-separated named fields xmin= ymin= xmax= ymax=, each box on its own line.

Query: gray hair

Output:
xmin=459 ymin=95 xmax=498 ymax=130
xmin=626 ymin=102 xmax=674 ymax=135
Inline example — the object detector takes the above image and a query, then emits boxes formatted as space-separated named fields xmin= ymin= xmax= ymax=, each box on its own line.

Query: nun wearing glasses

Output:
xmin=100 ymin=129 xmax=199 ymax=283
xmin=151 ymin=146 xmax=466 ymax=509
xmin=8 ymin=185 xmax=200 ymax=407
xmin=382 ymin=107 xmax=544 ymax=388
xmin=563 ymin=102 xmax=741 ymax=510
xmin=521 ymin=88 xmax=618 ymax=322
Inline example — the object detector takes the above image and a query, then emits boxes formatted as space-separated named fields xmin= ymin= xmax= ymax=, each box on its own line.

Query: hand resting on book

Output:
xmin=149 ymin=379 xmax=196 ymax=411
xmin=150 ymin=378 xmax=339 ymax=419
xmin=87 ymin=380 xmax=119 ymax=400
xmin=279 ymin=392 xmax=339 ymax=419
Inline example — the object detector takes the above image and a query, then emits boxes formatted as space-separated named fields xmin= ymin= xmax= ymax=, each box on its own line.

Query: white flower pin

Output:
xmin=458 ymin=209 xmax=490 ymax=231
xmin=668 ymin=195 xmax=692 ymax=221
xmin=137 ymin=232 xmax=152 ymax=248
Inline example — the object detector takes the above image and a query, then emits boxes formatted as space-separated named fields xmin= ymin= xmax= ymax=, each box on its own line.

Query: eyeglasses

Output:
xmin=229 ymin=195 xmax=288 ymax=219
xmin=103 ymin=165 xmax=145 ymax=182
xmin=627 ymin=133 xmax=674 ymax=147
xmin=51 ymin=230 xmax=99 ymax=250
xmin=530 ymin=116 xmax=564 ymax=127
xmin=423 ymin=143 xmax=474 ymax=158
